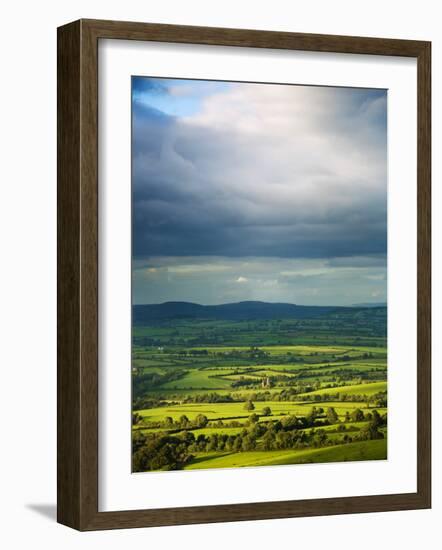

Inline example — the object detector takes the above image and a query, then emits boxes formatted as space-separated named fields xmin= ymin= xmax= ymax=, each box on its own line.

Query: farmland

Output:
xmin=132 ymin=302 xmax=387 ymax=472
xmin=185 ymin=440 xmax=387 ymax=470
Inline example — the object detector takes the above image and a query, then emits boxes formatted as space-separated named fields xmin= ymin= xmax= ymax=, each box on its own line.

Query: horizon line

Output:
xmin=132 ymin=299 xmax=387 ymax=308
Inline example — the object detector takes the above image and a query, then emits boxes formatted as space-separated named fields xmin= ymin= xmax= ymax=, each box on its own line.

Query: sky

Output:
xmin=132 ymin=76 xmax=387 ymax=306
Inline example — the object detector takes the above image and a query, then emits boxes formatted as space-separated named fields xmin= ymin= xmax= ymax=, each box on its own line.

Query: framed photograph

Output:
xmin=57 ymin=19 xmax=431 ymax=530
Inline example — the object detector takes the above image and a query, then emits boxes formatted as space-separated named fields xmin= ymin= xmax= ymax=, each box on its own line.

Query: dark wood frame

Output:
xmin=57 ymin=18 xmax=431 ymax=531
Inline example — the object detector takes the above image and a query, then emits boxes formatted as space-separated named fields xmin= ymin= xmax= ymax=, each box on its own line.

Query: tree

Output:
xmin=233 ymin=435 xmax=243 ymax=452
xmin=306 ymin=406 xmax=318 ymax=426
xmin=275 ymin=431 xmax=290 ymax=449
xmin=282 ymin=415 xmax=298 ymax=430
xmin=272 ymin=420 xmax=283 ymax=432
xmin=326 ymin=407 xmax=339 ymax=424
xmin=244 ymin=400 xmax=255 ymax=411
xmin=132 ymin=434 xmax=192 ymax=472
xmin=248 ymin=413 xmax=259 ymax=424
xmin=195 ymin=414 xmax=208 ymax=428
xmin=181 ymin=431 xmax=195 ymax=445
xmin=350 ymin=408 xmax=364 ymax=422
xmin=241 ymin=435 xmax=255 ymax=451
xmin=179 ymin=414 xmax=190 ymax=428
xmin=262 ymin=406 xmax=272 ymax=416
xmin=226 ymin=435 xmax=236 ymax=451
xmin=262 ymin=431 xmax=276 ymax=451
xmin=207 ymin=435 xmax=218 ymax=452
xmin=164 ymin=416 xmax=174 ymax=427
xmin=359 ymin=419 xmax=384 ymax=441
xmin=371 ymin=409 xmax=382 ymax=428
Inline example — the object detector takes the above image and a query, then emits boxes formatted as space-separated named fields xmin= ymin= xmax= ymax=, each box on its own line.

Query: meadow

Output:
xmin=132 ymin=304 xmax=387 ymax=472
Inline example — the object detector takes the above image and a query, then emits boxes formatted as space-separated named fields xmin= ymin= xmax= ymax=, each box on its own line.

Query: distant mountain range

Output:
xmin=352 ymin=302 xmax=387 ymax=308
xmin=133 ymin=300 xmax=386 ymax=323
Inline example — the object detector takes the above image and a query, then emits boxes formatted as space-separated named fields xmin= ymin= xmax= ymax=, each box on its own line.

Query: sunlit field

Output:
xmin=132 ymin=307 xmax=387 ymax=472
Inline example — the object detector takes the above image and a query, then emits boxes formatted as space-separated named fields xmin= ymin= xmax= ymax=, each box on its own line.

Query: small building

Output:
xmin=262 ymin=376 xmax=271 ymax=388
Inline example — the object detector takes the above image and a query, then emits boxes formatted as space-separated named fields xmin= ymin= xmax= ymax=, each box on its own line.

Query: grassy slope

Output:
xmin=299 ymin=381 xmax=387 ymax=397
xmin=185 ymin=439 xmax=387 ymax=470
xmin=161 ymin=370 xmax=233 ymax=390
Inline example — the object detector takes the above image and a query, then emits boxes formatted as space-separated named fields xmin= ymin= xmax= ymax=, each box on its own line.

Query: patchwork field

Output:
xmin=132 ymin=305 xmax=387 ymax=472
xmin=135 ymin=401 xmax=386 ymax=423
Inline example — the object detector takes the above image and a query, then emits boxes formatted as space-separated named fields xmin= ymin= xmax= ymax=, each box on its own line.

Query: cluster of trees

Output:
xmin=134 ymin=413 xmax=210 ymax=430
xmin=133 ymin=388 xmax=387 ymax=416
xmin=162 ymin=384 xmax=314 ymax=405
xmin=138 ymin=404 xmax=386 ymax=434
xmin=181 ymin=392 xmax=236 ymax=404
xmin=231 ymin=373 xmax=386 ymax=393
xmin=242 ymin=402 xmax=270 ymax=416
xmin=211 ymin=347 xmax=269 ymax=359
xmin=132 ymin=396 xmax=178 ymax=411
xmin=183 ymin=349 xmax=208 ymax=356
xmin=133 ymin=409 xmax=387 ymax=471
xmin=297 ymin=391 xmax=387 ymax=408
xmin=326 ymin=367 xmax=386 ymax=382
xmin=134 ymin=413 xmax=248 ymax=431
xmin=132 ymin=432 xmax=193 ymax=472
xmin=180 ymin=391 xmax=274 ymax=403
xmin=231 ymin=378 xmax=258 ymax=388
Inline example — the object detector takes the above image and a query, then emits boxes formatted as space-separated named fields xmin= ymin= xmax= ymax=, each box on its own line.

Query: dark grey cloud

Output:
xmin=132 ymin=80 xmax=387 ymax=262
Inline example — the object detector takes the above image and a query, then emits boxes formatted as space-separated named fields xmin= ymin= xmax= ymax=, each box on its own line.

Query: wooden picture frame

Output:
xmin=57 ymin=18 xmax=431 ymax=531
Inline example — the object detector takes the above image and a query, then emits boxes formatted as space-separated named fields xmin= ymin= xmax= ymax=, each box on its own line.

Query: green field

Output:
xmin=132 ymin=308 xmax=387 ymax=472
xmin=137 ymin=401 xmax=385 ymax=423
xmin=299 ymin=381 xmax=387 ymax=398
xmin=161 ymin=370 xmax=234 ymax=390
xmin=185 ymin=439 xmax=387 ymax=470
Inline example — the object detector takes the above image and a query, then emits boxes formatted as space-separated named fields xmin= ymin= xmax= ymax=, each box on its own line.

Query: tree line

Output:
xmin=132 ymin=408 xmax=386 ymax=472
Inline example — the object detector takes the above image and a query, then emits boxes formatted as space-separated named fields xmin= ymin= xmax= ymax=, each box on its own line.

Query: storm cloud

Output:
xmin=131 ymin=77 xmax=387 ymax=305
